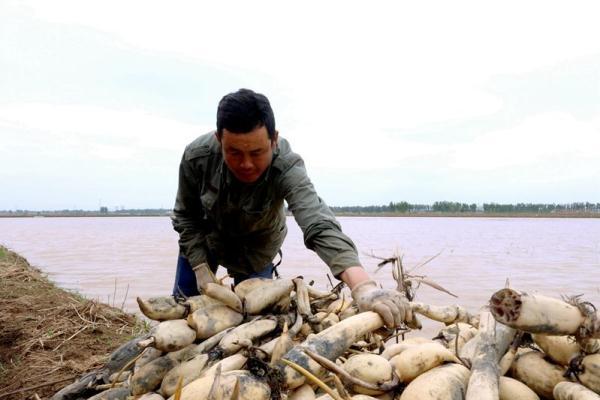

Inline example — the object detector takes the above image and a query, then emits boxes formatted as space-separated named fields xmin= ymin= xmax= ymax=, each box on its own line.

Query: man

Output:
xmin=171 ymin=88 xmax=409 ymax=328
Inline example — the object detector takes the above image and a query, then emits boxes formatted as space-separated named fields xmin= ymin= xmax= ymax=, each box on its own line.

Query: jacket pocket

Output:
xmin=199 ymin=189 xmax=217 ymax=217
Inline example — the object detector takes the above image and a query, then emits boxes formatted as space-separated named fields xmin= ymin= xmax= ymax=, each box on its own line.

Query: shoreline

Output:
xmin=333 ymin=211 xmax=600 ymax=218
xmin=1 ymin=212 xmax=600 ymax=218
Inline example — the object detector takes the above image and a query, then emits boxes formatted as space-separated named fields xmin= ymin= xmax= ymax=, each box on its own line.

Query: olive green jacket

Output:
xmin=172 ymin=132 xmax=361 ymax=277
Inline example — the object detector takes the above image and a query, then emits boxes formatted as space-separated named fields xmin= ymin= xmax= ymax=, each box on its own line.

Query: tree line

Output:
xmin=3 ymin=202 xmax=600 ymax=217
xmin=330 ymin=201 xmax=600 ymax=214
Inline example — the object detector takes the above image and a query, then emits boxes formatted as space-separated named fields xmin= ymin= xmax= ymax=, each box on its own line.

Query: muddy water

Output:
xmin=1 ymin=216 xmax=599 ymax=337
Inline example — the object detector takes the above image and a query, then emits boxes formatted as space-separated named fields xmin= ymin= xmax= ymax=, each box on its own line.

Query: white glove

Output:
xmin=351 ymin=280 xmax=411 ymax=328
xmin=192 ymin=262 xmax=217 ymax=292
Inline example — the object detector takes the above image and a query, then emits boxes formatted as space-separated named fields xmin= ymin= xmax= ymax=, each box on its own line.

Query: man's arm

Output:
xmin=280 ymin=156 xmax=410 ymax=328
xmin=279 ymin=155 xmax=361 ymax=278
xmin=339 ymin=266 xmax=371 ymax=289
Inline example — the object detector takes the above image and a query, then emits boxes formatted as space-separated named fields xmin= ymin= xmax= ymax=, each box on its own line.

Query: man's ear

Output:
xmin=271 ymin=130 xmax=279 ymax=148
xmin=214 ymin=131 xmax=222 ymax=143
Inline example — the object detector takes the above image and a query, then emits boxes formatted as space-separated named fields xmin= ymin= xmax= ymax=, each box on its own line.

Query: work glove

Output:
xmin=351 ymin=280 xmax=411 ymax=328
xmin=192 ymin=262 xmax=217 ymax=292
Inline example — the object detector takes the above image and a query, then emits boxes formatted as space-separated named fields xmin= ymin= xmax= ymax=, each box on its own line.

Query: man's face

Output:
xmin=217 ymin=126 xmax=278 ymax=184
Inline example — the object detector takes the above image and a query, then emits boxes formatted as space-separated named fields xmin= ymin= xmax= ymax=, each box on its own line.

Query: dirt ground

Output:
xmin=0 ymin=245 xmax=146 ymax=399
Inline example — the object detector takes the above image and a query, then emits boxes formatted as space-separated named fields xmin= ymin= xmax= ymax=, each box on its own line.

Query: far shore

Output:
xmin=334 ymin=211 xmax=600 ymax=218
xmin=1 ymin=211 xmax=600 ymax=218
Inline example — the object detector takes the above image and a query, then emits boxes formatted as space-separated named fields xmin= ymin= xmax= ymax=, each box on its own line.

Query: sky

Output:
xmin=1 ymin=1 xmax=599 ymax=211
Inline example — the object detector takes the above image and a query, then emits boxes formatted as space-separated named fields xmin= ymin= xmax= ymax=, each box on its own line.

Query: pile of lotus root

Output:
xmin=52 ymin=270 xmax=600 ymax=400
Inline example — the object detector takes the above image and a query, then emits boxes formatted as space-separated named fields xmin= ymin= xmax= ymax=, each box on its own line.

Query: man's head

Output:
xmin=216 ymin=88 xmax=277 ymax=140
xmin=215 ymin=89 xmax=278 ymax=184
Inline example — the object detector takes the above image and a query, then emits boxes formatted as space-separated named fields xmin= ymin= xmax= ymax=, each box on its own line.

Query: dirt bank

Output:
xmin=0 ymin=245 xmax=146 ymax=400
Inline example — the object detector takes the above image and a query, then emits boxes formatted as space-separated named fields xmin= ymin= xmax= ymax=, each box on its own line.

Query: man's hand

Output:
xmin=192 ymin=262 xmax=217 ymax=292
xmin=351 ymin=279 xmax=411 ymax=328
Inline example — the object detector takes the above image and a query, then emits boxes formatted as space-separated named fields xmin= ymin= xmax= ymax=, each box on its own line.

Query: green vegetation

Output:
xmin=432 ymin=201 xmax=477 ymax=212
xmin=482 ymin=202 xmax=600 ymax=213
xmin=331 ymin=201 xmax=600 ymax=216
xmin=1 ymin=202 xmax=599 ymax=218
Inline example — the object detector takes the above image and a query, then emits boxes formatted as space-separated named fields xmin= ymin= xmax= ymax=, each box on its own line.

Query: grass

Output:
xmin=0 ymin=245 xmax=148 ymax=399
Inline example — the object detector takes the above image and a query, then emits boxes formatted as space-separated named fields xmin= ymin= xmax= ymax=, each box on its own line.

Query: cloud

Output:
xmin=2 ymin=1 xmax=600 ymax=208
xmin=285 ymin=123 xmax=448 ymax=172
xmin=0 ymin=103 xmax=208 ymax=158
xmin=0 ymin=103 xmax=209 ymax=210
xmin=449 ymin=112 xmax=600 ymax=178
xmin=22 ymin=1 xmax=600 ymax=73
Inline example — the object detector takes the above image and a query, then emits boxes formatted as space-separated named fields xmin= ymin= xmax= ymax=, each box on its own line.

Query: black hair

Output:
xmin=216 ymin=88 xmax=276 ymax=140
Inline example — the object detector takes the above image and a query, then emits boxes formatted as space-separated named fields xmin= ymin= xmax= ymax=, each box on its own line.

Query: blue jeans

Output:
xmin=172 ymin=255 xmax=275 ymax=297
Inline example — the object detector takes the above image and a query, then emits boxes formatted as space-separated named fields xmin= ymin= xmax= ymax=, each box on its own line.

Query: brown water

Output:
xmin=1 ymin=216 xmax=599 ymax=337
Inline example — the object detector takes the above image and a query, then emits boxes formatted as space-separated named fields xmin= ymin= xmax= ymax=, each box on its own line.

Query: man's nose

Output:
xmin=240 ymin=155 xmax=253 ymax=169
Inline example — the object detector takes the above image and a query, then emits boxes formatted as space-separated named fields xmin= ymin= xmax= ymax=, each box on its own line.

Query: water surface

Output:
xmin=1 ymin=216 xmax=599 ymax=336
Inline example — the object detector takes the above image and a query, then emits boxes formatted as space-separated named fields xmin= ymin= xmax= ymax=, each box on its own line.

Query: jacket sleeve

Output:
xmin=280 ymin=155 xmax=362 ymax=277
xmin=171 ymin=152 xmax=209 ymax=268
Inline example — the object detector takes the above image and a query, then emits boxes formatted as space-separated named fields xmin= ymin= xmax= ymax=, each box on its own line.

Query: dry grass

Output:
xmin=0 ymin=245 xmax=146 ymax=399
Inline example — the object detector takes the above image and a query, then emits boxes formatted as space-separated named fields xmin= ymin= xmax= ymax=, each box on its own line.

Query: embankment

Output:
xmin=0 ymin=245 xmax=145 ymax=400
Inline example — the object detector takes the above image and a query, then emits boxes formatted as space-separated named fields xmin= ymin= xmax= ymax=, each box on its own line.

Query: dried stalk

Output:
xmin=0 ymin=375 xmax=77 ymax=399
xmin=280 ymin=359 xmax=344 ymax=400
xmin=53 ymin=325 xmax=89 ymax=352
